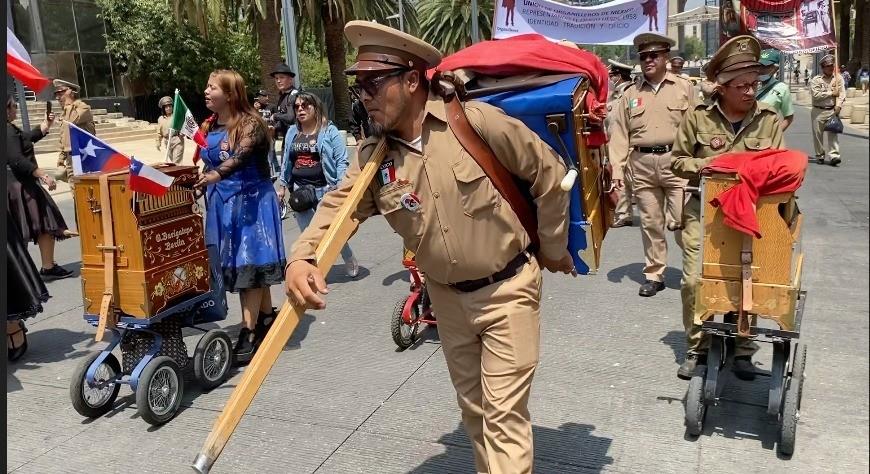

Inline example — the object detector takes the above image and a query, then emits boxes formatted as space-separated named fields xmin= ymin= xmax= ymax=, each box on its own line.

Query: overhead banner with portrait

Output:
xmin=493 ymin=0 xmax=670 ymax=45
xmin=720 ymin=0 xmax=836 ymax=53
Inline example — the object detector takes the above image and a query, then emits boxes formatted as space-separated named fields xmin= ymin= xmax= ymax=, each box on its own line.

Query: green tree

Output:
xmin=97 ymin=0 xmax=259 ymax=94
xmin=682 ymin=36 xmax=705 ymax=61
xmin=418 ymin=0 xmax=493 ymax=54
xmin=170 ymin=0 xmax=285 ymax=100
xmin=295 ymin=0 xmax=417 ymax=128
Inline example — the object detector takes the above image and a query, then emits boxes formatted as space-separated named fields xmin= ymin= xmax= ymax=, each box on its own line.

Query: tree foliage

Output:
xmin=97 ymin=0 xmax=259 ymax=95
xmin=418 ymin=0 xmax=493 ymax=54
xmin=682 ymin=36 xmax=705 ymax=61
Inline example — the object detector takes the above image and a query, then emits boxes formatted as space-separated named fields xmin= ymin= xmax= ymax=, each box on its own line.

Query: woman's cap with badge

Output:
xmin=633 ymin=33 xmax=675 ymax=53
xmin=344 ymin=20 xmax=442 ymax=74
xmin=819 ymin=54 xmax=835 ymax=67
xmin=158 ymin=96 xmax=172 ymax=108
xmin=705 ymin=35 xmax=763 ymax=84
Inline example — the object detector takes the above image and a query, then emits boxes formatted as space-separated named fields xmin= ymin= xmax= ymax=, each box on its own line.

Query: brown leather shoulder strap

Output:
xmin=441 ymin=93 xmax=540 ymax=249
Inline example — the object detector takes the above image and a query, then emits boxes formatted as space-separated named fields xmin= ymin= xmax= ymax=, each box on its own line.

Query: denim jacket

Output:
xmin=278 ymin=122 xmax=348 ymax=190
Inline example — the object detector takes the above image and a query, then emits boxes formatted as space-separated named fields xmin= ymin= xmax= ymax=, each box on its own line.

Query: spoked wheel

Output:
xmin=779 ymin=343 xmax=807 ymax=456
xmin=193 ymin=329 xmax=232 ymax=390
xmin=136 ymin=356 xmax=184 ymax=426
xmin=685 ymin=365 xmax=708 ymax=436
xmin=390 ymin=295 xmax=422 ymax=350
xmin=70 ymin=352 xmax=122 ymax=419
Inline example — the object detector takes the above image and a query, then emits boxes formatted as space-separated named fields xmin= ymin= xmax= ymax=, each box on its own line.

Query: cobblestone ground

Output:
xmin=6 ymin=106 xmax=869 ymax=473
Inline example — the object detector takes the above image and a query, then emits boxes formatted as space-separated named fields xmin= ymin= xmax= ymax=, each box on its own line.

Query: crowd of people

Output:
xmin=4 ymin=18 xmax=858 ymax=471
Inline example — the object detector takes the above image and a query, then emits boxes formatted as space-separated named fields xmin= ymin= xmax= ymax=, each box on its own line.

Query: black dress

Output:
xmin=6 ymin=122 xmax=69 ymax=243
xmin=6 ymin=195 xmax=50 ymax=320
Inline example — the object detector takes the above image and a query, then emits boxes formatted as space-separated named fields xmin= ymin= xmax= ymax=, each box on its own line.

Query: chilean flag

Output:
xmin=129 ymin=158 xmax=175 ymax=196
xmin=69 ymin=123 xmax=131 ymax=175
xmin=7 ymin=27 xmax=50 ymax=92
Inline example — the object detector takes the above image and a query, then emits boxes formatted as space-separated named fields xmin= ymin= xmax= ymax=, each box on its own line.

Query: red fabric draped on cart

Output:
xmin=737 ymin=0 xmax=801 ymax=13
xmin=432 ymin=34 xmax=609 ymax=146
xmin=703 ymin=149 xmax=808 ymax=238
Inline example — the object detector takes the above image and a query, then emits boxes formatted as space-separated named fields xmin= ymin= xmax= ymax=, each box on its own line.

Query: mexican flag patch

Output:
xmin=378 ymin=160 xmax=396 ymax=187
xmin=628 ymin=98 xmax=643 ymax=108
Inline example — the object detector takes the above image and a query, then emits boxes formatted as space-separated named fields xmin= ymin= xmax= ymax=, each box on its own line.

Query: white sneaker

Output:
xmin=345 ymin=257 xmax=360 ymax=278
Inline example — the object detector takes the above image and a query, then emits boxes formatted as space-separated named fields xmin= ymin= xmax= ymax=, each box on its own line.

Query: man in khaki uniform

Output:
xmin=809 ymin=54 xmax=846 ymax=165
xmin=53 ymin=79 xmax=96 ymax=182
xmin=670 ymin=35 xmax=784 ymax=380
xmin=609 ymin=33 xmax=695 ymax=297
xmin=606 ymin=59 xmax=637 ymax=228
xmin=156 ymin=96 xmax=185 ymax=163
xmin=285 ymin=21 xmax=574 ymax=474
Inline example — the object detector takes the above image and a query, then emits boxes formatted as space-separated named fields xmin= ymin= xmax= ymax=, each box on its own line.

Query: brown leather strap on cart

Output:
xmin=737 ymin=234 xmax=754 ymax=337
xmin=95 ymin=173 xmax=118 ymax=342
xmin=436 ymin=74 xmax=540 ymax=250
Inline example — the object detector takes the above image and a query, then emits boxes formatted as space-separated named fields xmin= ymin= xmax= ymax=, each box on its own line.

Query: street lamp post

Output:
xmin=281 ymin=0 xmax=302 ymax=88
xmin=471 ymin=0 xmax=480 ymax=43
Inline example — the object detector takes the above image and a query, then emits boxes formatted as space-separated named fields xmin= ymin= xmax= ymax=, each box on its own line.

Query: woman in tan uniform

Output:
xmin=670 ymin=35 xmax=784 ymax=380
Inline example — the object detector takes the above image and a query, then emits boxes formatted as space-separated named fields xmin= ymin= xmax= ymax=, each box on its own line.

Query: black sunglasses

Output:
xmin=349 ymin=69 xmax=408 ymax=99
xmin=639 ymin=51 xmax=665 ymax=62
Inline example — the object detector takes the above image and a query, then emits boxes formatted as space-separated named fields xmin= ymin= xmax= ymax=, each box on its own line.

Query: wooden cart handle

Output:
xmin=191 ymin=138 xmax=388 ymax=473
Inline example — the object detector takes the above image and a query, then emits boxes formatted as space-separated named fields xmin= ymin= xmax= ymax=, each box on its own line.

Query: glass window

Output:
xmin=11 ymin=1 xmax=39 ymax=52
xmin=73 ymin=1 xmax=106 ymax=52
xmin=41 ymin=0 xmax=78 ymax=51
xmin=80 ymin=53 xmax=115 ymax=97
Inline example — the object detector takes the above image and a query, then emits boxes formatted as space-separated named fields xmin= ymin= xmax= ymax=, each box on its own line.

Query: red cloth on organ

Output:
xmin=704 ymin=149 xmax=807 ymax=238
xmin=432 ymin=34 xmax=610 ymax=146
xmin=738 ymin=0 xmax=800 ymax=13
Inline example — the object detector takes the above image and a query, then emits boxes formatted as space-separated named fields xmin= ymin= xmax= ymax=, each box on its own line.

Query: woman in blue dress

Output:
xmin=194 ymin=69 xmax=285 ymax=362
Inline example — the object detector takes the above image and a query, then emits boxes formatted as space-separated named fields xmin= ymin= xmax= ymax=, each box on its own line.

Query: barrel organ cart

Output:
xmin=685 ymin=173 xmax=807 ymax=456
xmin=68 ymin=165 xmax=233 ymax=426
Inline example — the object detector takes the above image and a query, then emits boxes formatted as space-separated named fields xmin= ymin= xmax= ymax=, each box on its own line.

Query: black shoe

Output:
xmin=816 ymin=156 xmax=826 ymax=165
xmin=254 ymin=307 xmax=278 ymax=346
xmin=7 ymin=322 xmax=28 ymax=362
xmin=677 ymin=352 xmax=707 ymax=380
xmin=40 ymin=264 xmax=73 ymax=280
xmin=732 ymin=356 xmax=757 ymax=381
xmin=233 ymin=328 xmax=256 ymax=364
xmin=611 ymin=217 xmax=633 ymax=228
xmin=829 ymin=157 xmax=842 ymax=166
xmin=638 ymin=280 xmax=665 ymax=297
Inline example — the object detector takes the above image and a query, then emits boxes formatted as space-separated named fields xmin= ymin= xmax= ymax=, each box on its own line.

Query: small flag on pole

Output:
xmin=69 ymin=123 xmax=131 ymax=175
xmin=129 ymin=157 xmax=175 ymax=196
xmin=170 ymin=89 xmax=207 ymax=150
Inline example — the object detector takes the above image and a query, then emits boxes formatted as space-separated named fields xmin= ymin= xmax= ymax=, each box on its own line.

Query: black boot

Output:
xmin=732 ymin=356 xmax=757 ymax=381
xmin=638 ymin=280 xmax=665 ymax=297
xmin=233 ymin=328 xmax=256 ymax=364
xmin=254 ymin=307 xmax=278 ymax=346
xmin=677 ymin=352 xmax=707 ymax=380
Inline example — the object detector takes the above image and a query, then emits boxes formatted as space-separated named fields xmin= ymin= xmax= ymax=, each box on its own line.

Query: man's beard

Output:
xmin=368 ymin=119 xmax=385 ymax=138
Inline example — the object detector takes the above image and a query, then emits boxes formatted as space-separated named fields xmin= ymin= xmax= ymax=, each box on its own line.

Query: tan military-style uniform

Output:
xmin=57 ymin=99 xmax=96 ymax=181
xmin=607 ymin=80 xmax=635 ymax=223
xmin=671 ymin=100 xmax=784 ymax=356
xmin=609 ymin=71 xmax=695 ymax=282
xmin=290 ymin=94 xmax=568 ymax=473
xmin=157 ymin=115 xmax=185 ymax=163
xmin=809 ymin=73 xmax=846 ymax=162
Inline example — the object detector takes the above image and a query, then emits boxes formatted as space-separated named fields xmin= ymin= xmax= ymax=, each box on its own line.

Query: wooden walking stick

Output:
xmin=191 ymin=138 xmax=388 ymax=473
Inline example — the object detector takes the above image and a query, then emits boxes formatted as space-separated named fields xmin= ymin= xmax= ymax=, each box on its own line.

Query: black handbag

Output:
xmin=824 ymin=114 xmax=844 ymax=134
xmin=288 ymin=184 xmax=318 ymax=212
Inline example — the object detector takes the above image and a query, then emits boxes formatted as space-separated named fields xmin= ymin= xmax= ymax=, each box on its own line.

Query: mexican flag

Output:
xmin=170 ymin=90 xmax=207 ymax=150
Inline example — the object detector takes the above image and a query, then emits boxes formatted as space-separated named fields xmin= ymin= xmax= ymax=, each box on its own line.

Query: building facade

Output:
xmin=9 ymin=0 xmax=122 ymax=100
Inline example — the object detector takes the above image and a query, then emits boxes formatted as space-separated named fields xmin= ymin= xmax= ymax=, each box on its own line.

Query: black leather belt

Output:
xmin=814 ymin=105 xmax=835 ymax=110
xmin=634 ymin=145 xmax=672 ymax=154
xmin=450 ymin=251 xmax=530 ymax=293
